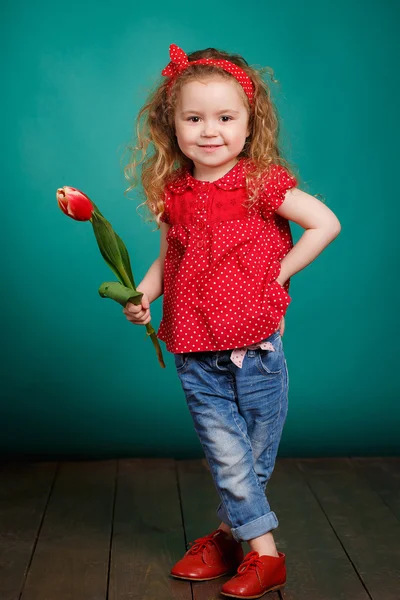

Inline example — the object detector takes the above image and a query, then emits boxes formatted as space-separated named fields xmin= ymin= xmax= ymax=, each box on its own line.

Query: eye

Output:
xmin=187 ymin=116 xmax=200 ymax=122
xmin=220 ymin=116 xmax=233 ymax=122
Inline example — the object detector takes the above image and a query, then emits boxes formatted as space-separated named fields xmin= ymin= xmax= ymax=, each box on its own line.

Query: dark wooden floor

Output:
xmin=0 ymin=457 xmax=399 ymax=600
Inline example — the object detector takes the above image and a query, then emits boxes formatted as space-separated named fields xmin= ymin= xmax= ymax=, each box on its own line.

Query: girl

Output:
xmin=123 ymin=43 xmax=341 ymax=598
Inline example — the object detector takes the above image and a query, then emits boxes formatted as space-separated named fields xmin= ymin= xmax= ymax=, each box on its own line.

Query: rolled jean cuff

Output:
xmin=230 ymin=511 xmax=279 ymax=542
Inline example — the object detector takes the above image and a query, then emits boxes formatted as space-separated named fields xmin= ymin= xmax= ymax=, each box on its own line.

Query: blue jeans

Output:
xmin=173 ymin=329 xmax=288 ymax=543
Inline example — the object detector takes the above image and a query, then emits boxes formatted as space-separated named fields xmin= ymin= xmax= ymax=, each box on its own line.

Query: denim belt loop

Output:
xmin=247 ymin=349 xmax=256 ymax=357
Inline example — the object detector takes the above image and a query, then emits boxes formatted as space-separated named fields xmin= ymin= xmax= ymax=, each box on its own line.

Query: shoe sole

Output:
xmin=170 ymin=570 xmax=236 ymax=581
xmin=220 ymin=582 xmax=286 ymax=598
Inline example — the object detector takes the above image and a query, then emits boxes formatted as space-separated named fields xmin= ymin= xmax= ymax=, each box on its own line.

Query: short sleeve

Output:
xmin=260 ymin=164 xmax=297 ymax=216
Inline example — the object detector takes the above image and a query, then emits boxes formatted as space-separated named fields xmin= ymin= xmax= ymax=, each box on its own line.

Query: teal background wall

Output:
xmin=2 ymin=0 xmax=399 ymax=458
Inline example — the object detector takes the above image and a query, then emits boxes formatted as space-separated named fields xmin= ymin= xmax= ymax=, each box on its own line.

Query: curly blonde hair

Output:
xmin=123 ymin=47 xmax=299 ymax=228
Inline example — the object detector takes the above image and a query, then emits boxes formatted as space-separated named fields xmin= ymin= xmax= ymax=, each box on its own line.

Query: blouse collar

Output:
xmin=166 ymin=158 xmax=247 ymax=194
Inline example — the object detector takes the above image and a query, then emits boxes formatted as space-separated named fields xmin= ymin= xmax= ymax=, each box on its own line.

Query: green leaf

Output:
xmin=91 ymin=212 xmax=126 ymax=283
xmin=115 ymin=232 xmax=135 ymax=288
xmin=98 ymin=282 xmax=143 ymax=307
xmin=90 ymin=202 xmax=135 ymax=289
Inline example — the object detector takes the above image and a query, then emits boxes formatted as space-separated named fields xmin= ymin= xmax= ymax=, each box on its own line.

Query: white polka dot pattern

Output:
xmin=161 ymin=43 xmax=255 ymax=104
xmin=157 ymin=159 xmax=297 ymax=355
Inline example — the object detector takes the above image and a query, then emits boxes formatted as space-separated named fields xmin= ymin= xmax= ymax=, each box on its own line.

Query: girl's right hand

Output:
xmin=123 ymin=292 xmax=151 ymax=325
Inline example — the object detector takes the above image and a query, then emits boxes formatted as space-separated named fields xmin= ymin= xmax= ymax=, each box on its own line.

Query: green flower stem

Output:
xmin=98 ymin=279 xmax=166 ymax=369
xmin=117 ymin=266 xmax=166 ymax=368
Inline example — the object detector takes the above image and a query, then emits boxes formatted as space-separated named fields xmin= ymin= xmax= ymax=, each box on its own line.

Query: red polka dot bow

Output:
xmin=161 ymin=43 xmax=255 ymax=104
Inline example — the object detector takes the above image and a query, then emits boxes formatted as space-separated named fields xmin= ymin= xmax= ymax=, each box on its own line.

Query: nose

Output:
xmin=201 ymin=120 xmax=218 ymax=137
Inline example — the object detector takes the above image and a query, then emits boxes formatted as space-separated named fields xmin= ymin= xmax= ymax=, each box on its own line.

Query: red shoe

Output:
xmin=220 ymin=550 xmax=286 ymax=598
xmin=170 ymin=528 xmax=244 ymax=581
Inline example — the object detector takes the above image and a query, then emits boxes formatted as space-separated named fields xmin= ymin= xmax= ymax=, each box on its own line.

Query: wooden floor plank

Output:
xmin=1 ymin=457 xmax=398 ymax=600
xmin=109 ymin=458 xmax=191 ymax=600
xmin=178 ymin=458 xmax=281 ymax=600
xmin=267 ymin=458 xmax=370 ymax=600
xmin=297 ymin=457 xmax=400 ymax=600
xmin=0 ymin=461 xmax=57 ymax=600
xmin=20 ymin=460 xmax=116 ymax=600
xmin=351 ymin=457 xmax=400 ymax=521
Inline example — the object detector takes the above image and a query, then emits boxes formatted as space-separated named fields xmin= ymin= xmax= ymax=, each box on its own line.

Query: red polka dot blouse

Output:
xmin=157 ymin=159 xmax=297 ymax=354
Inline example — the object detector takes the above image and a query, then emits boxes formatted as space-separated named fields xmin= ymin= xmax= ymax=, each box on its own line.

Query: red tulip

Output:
xmin=56 ymin=186 xmax=94 ymax=221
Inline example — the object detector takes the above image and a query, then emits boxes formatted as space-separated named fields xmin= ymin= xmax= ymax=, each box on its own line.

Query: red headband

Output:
xmin=161 ymin=44 xmax=255 ymax=105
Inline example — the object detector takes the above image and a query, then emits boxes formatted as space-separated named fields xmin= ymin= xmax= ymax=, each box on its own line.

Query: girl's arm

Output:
xmin=275 ymin=188 xmax=341 ymax=286
xmin=136 ymin=222 xmax=171 ymax=303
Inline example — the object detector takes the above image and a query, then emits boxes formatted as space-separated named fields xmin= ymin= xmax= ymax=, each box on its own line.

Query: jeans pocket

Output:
xmin=256 ymin=334 xmax=284 ymax=375
xmin=174 ymin=352 xmax=191 ymax=374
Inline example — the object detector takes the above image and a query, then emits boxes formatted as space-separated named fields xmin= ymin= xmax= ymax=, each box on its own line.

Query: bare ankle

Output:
xmin=247 ymin=531 xmax=279 ymax=557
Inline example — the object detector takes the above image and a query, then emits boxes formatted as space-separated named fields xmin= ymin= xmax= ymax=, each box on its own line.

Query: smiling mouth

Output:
xmin=199 ymin=144 xmax=223 ymax=147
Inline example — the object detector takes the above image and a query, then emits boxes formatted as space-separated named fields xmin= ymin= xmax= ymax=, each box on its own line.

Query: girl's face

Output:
xmin=174 ymin=77 xmax=250 ymax=179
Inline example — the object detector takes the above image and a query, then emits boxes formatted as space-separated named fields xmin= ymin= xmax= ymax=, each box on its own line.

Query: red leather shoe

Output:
xmin=170 ymin=528 xmax=244 ymax=581
xmin=220 ymin=550 xmax=286 ymax=598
